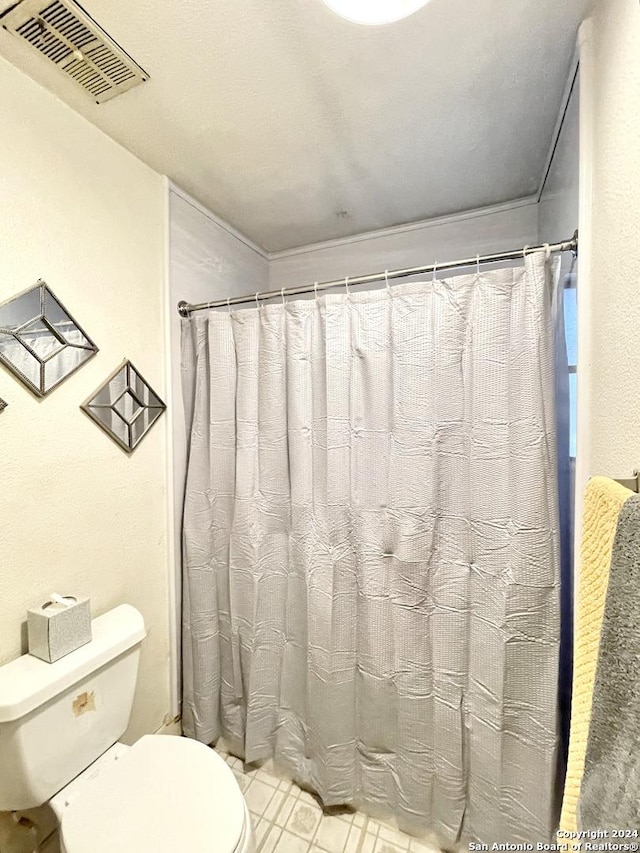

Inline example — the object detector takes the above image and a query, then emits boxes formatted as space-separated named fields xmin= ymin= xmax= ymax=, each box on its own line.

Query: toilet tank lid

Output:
xmin=0 ymin=604 xmax=146 ymax=723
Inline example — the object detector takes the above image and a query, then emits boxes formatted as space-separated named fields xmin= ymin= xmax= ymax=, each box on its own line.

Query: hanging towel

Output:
xmin=578 ymin=494 xmax=640 ymax=829
xmin=559 ymin=477 xmax=632 ymax=834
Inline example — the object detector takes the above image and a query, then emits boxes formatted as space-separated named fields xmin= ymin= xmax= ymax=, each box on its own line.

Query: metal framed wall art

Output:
xmin=0 ymin=280 xmax=98 ymax=397
xmin=81 ymin=360 xmax=166 ymax=453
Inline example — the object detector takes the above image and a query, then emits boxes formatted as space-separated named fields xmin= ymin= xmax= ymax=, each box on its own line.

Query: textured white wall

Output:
xmin=0 ymin=52 xmax=171 ymax=759
xmin=538 ymin=81 xmax=579 ymax=265
xmin=580 ymin=0 xmax=640 ymax=478
xmin=268 ymin=200 xmax=540 ymax=292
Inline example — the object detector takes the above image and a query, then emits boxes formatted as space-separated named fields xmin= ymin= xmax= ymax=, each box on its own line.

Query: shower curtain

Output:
xmin=181 ymin=252 xmax=561 ymax=844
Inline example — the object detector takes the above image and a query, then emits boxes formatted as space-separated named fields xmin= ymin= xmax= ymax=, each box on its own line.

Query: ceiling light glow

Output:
xmin=321 ymin=0 xmax=431 ymax=25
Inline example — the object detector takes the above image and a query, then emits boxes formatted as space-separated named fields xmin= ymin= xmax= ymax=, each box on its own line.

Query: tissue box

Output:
xmin=27 ymin=595 xmax=92 ymax=663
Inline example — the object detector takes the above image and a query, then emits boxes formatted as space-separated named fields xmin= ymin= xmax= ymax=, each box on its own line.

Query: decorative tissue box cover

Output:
xmin=27 ymin=596 xmax=92 ymax=663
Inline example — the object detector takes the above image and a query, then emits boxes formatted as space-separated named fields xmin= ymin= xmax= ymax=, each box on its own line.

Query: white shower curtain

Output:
xmin=181 ymin=252 xmax=561 ymax=844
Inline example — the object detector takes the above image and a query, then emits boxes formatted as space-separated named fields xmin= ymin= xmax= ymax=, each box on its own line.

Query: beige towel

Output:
xmin=559 ymin=477 xmax=632 ymax=833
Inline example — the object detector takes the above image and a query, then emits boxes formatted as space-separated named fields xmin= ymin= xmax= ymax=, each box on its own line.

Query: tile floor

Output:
xmin=219 ymin=748 xmax=442 ymax=853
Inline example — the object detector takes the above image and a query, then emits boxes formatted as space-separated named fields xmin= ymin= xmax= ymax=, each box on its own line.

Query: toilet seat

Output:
xmin=60 ymin=735 xmax=249 ymax=853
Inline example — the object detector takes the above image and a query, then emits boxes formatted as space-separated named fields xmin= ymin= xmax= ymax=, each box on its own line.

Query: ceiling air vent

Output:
xmin=0 ymin=0 xmax=149 ymax=103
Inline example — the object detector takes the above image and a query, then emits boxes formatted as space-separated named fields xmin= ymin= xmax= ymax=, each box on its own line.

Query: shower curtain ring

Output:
xmin=544 ymin=242 xmax=551 ymax=261
xmin=384 ymin=270 xmax=390 ymax=293
xmin=344 ymin=276 xmax=350 ymax=296
xmin=255 ymin=292 xmax=260 ymax=309
xmin=227 ymin=296 xmax=232 ymax=314
xmin=314 ymin=281 xmax=319 ymax=301
xmin=432 ymin=261 xmax=438 ymax=283
xmin=523 ymin=245 xmax=530 ymax=259
xmin=281 ymin=287 xmax=286 ymax=306
xmin=476 ymin=254 xmax=480 ymax=276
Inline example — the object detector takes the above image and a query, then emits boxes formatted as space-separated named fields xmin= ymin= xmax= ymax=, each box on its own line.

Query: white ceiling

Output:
xmin=0 ymin=0 xmax=590 ymax=252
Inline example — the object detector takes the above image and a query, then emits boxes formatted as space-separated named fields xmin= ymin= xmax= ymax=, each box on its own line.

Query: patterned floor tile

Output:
xmin=275 ymin=829 xmax=313 ymax=853
xmin=276 ymin=790 xmax=300 ymax=827
xmin=366 ymin=819 xmax=386 ymax=838
xmin=245 ymin=764 xmax=280 ymax=786
xmin=345 ymin=824 xmax=363 ymax=853
xmin=283 ymin=795 xmax=323 ymax=840
xmin=254 ymin=817 xmax=271 ymax=848
xmin=233 ymin=767 xmax=252 ymax=791
xmin=264 ymin=788 xmax=288 ymax=821
xmin=377 ymin=824 xmax=410 ymax=849
xmin=215 ymin=745 xmax=444 ymax=853
xmin=245 ymin=778 xmax=280 ymax=816
xmin=261 ymin=825 xmax=283 ymax=853
xmin=409 ymin=841 xmax=441 ymax=853
xmin=373 ymin=836 xmax=410 ymax=853
xmin=361 ymin=832 xmax=377 ymax=853
xmin=318 ymin=813 xmax=358 ymax=851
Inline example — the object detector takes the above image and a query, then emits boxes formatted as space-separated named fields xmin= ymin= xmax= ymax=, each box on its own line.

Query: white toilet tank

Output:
xmin=0 ymin=604 xmax=146 ymax=811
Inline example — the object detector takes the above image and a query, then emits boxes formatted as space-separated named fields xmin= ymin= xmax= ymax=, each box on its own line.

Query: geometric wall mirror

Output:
xmin=81 ymin=360 xmax=166 ymax=453
xmin=0 ymin=280 xmax=98 ymax=397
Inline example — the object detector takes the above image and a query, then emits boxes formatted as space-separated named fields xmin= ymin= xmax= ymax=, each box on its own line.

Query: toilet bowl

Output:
xmin=51 ymin=736 xmax=255 ymax=853
xmin=0 ymin=604 xmax=255 ymax=853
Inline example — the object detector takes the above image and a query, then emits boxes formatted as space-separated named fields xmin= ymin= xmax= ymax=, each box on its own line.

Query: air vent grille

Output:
xmin=1 ymin=0 xmax=148 ymax=103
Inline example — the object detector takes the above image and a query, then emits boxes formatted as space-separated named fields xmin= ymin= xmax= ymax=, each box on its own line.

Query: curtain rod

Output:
xmin=177 ymin=230 xmax=578 ymax=317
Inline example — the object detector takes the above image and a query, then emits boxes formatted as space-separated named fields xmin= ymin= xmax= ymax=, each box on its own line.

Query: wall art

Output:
xmin=0 ymin=281 xmax=98 ymax=396
xmin=81 ymin=360 xmax=166 ymax=452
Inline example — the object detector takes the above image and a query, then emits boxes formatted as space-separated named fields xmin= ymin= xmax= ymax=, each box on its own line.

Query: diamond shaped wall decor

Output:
xmin=81 ymin=360 xmax=166 ymax=453
xmin=0 ymin=280 xmax=98 ymax=396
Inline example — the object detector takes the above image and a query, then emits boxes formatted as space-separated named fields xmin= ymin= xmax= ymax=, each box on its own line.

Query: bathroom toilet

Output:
xmin=50 ymin=736 xmax=254 ymax=853
xmin=0 ymin=604 xmax=255 ymax=853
